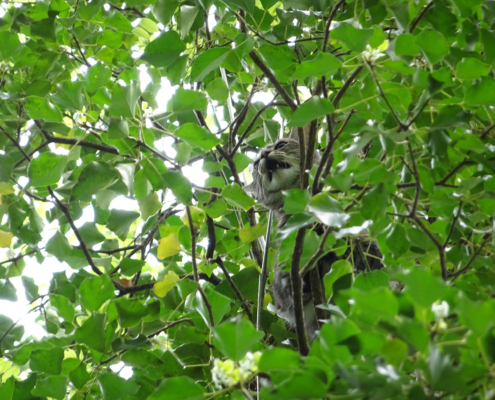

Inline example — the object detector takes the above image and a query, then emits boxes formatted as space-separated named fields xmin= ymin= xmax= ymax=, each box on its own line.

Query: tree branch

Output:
xmin=216 ymin=257 xmax=252 ymax=319
xmin=48 ymin=187 xmax=102 ymax=276
xmin=333 ymin=65 xmax=364 ymax=108
xmin=409 ymin=1 xmax=434 ymax=33
xmin=290 ymin=228 xmax=310 ymax=355
xmin=249 ymin=51 xmax=297 ymax=111
xmin=322 ymin=0 xmax=346 ymax=52
xmin=187 ymin=206 xmax=215 ymax=327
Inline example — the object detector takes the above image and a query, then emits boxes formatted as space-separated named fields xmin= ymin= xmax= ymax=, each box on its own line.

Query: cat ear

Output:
xmin=289 ymin=125 xmax=310 ymax=143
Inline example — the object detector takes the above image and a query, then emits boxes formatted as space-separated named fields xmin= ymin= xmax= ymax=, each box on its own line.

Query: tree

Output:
xmin=1 ymin=0 xmax=495 ymax=398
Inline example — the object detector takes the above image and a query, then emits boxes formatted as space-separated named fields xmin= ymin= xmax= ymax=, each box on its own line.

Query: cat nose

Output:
xmin=260 ymin=150 xmax=271 ymax=159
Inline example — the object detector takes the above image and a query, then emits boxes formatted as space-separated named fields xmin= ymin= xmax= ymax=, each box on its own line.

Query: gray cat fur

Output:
xmin=245 ymin=126 xmax=383 ymax=341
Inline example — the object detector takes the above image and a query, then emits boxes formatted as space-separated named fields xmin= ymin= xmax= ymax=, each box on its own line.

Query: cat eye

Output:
xmin=274 ymin=141 xmax=287 ymax=150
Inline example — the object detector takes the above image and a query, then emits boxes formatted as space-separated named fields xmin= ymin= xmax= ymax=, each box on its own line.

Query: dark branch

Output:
xmin=249 ymin=51 xmax=297 ymax=111
xmin=409 ymin=1 xmax=434 ymax=33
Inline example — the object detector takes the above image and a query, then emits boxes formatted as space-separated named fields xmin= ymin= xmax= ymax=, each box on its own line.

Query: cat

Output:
xmin=245 ymin=126 xmax=383 ymax=341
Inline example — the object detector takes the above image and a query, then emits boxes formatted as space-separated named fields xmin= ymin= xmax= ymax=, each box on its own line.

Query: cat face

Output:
xmin=244 ymin=138 xmax=301 ymax=209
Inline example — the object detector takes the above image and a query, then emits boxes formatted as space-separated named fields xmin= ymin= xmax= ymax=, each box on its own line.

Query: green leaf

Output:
xmin=415 ymin=29 xmax=449 ymax=65
xmin=21 ymin=276 xmax=39 ymax=302
xmin=24 ymin=96 xmax=63 ymax=122
xmin=323 ymin=260 xmax=353 ymax=298
xmin=51 ymin=80 xmax=85 ymax=111
xmin=152 ymin=0 xmax=179 ymax=25
xmin=171 ymin=87 xmax=207 ymax=113
xmin=399 ymin=268 xmax=447 ymax=308
xmin=174 ymin=123 xmax=221 ymax=151
xmin=138 ymin=191 xmax=161 ymax=221
xmin=70 ymin=363 xmax=90 ymax=389
xmin=163 ymin=171 xmax=193 ymax=205
xmin=206 ymin=78 xmax=229 ymax=101
xmin=84 ymin=64 xmax=112 ymax=96
xmin=394 ymin=33 xmax=421 ymax=56
xmin=46 ymin=231 xmax=72 ymax=261
xmin=78 ymin=274 xmax=115 ymax=312
xmin=213 ymin=319 xmax=264 ymax=361
xmin=108 ymin=117 xmax=129 ymax=139
xmin=385 ymin=224 xmax=409 ymax=259
xmin=50 ymin=294 xmax=75 ymax=321
xmin=288 ymin=96 xmax=334 ymax=128
xmin=178 ymin=6 xmax=199 ymax=39
xmin=239 ymin=221 xmax=267 ymax=243
xmin=221 ymin=0 xmax=255 ymax=14
xmin=28 ymin=152 xmax=67 ymax=187
xmin=74 ymin=313 xmax=107 ymax=353
xmin=0 ymin=31 xmax=21 ymax=59
xmin=308 ymin=192 xmax=348 ymax=227
xmin=331 ymin=23 xmax=373 ymax=52
xmin=31 ymin=376 xmax=67 ymax=400
xmin=293 ymin=52 xmax=342 ymax=80
xmin=465 ymin=77 xmax=495 ymax=106
xmin=257 ymin=44 xmax=295 ymax=70
xmin=118 ymin=258 xmax=145 ymax=276
xmin=143 ymin=30 xmax=186 ymax=68
xmin=98 ymin=373 xmax=139 ymax=400
xmin=283 ymin=189 xmax=310 ymax=215
xmin=455 ymin=58 xmax=490 ymax=81
xmin=148 ymin=376 xmax=204 ymax=400
xmin=380 ymin=338 xmax=408 ymax=367
xmin=108 ymin=81 xmax=140 ymax=118
xmin=78 ymin=222 xmax=106 ymax=247
xmin=359 ymin=182 xmax=389 ymax=220
xmin=190 ymin=47 xmax=231 ymax=82
xmin=29 ymin=346 xmax=64 ymax=375
xmin=113 ymin=297 xmax=148 ymax=328
xmin=221 ymin=183 xmax=254 ymax=210
xmin=259 ymin=347 xmax=301 ymax=371
xmin=458 ymin=296 xmax=495 ymax=337
xmin=106 ymin=209 xmax=140 ymax=240
xmin=71 ymin=161 xmax=120 ymax=202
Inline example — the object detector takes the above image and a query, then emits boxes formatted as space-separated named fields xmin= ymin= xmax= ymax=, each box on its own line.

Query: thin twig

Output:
xmin=332 ymin=65 xmax=364 ymax=108
xmin=187 ymin=206 xmax=215 ymax=327
xmin=0 ymin=249 xmax=39 ymax=266
xmin=257 ymin=210 xmax=273 ymax=330
xmin=249 ymin=51 xmax=297 ymax=111
xmin=230 ymin=95 xmax=279 ymax=156
xmin=443 ymin=201 xmax=463 ymax=248
xmin=406 ymin=138 xmax=420 ymax=217
xmin=412 ymin=215 xmax=447 ymax=280
xmin=216 ymin=258 xmax=252 ymax=319
xmin=48 ymin=187 xmax=102 ymax=276
xmin=300 ymin=227 xmax=333 ymax=277
xmin=0 ymin=125 xmax=31 ymax=162
xmin=322 ymin=0 xmax=346 ymax=52
xmin=368 ymin=62 xmax=406 ymax=130
xmin=450 ymin=236 xmax=492 ymax=280
xmin=147 ymin=318 xmax=195 ymax=338
xmin=409 ymin=1 xmax=434 ymax=33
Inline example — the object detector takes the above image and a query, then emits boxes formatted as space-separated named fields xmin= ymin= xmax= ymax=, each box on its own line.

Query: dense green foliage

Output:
xmin=1 ymin=0 xmax=495 ymax=398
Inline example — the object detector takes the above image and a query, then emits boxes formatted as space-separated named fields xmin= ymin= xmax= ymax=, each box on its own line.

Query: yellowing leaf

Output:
xmin=0 ymin=230 xmax=13 ymax=248
xmin=0 ymin=182 xmax=15 ymax=195
xmin=378 ymin=40 xmax=389 ymax=51
xmin=181 ymin=206 xmax=206 ymax=229
xmin=157 ymin=233 xmax=181 ymax=259
xmin=153 ymin=271 xmax=180 ymax=297
xmin=264 ymin=292 xmax=272 ymax=311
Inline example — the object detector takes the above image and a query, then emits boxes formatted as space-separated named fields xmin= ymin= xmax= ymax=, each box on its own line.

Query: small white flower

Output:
xmin=362 ymin=44 xmax=385 ymax=62
xmin=211 ymin=352 xmax=261 ymax=389
xmin=431 ymin=300 xmax=449 ymax=320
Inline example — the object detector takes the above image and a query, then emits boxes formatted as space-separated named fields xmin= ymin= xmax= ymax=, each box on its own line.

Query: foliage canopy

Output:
xmin=1 ymin=0 xmax=495 ymax=398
